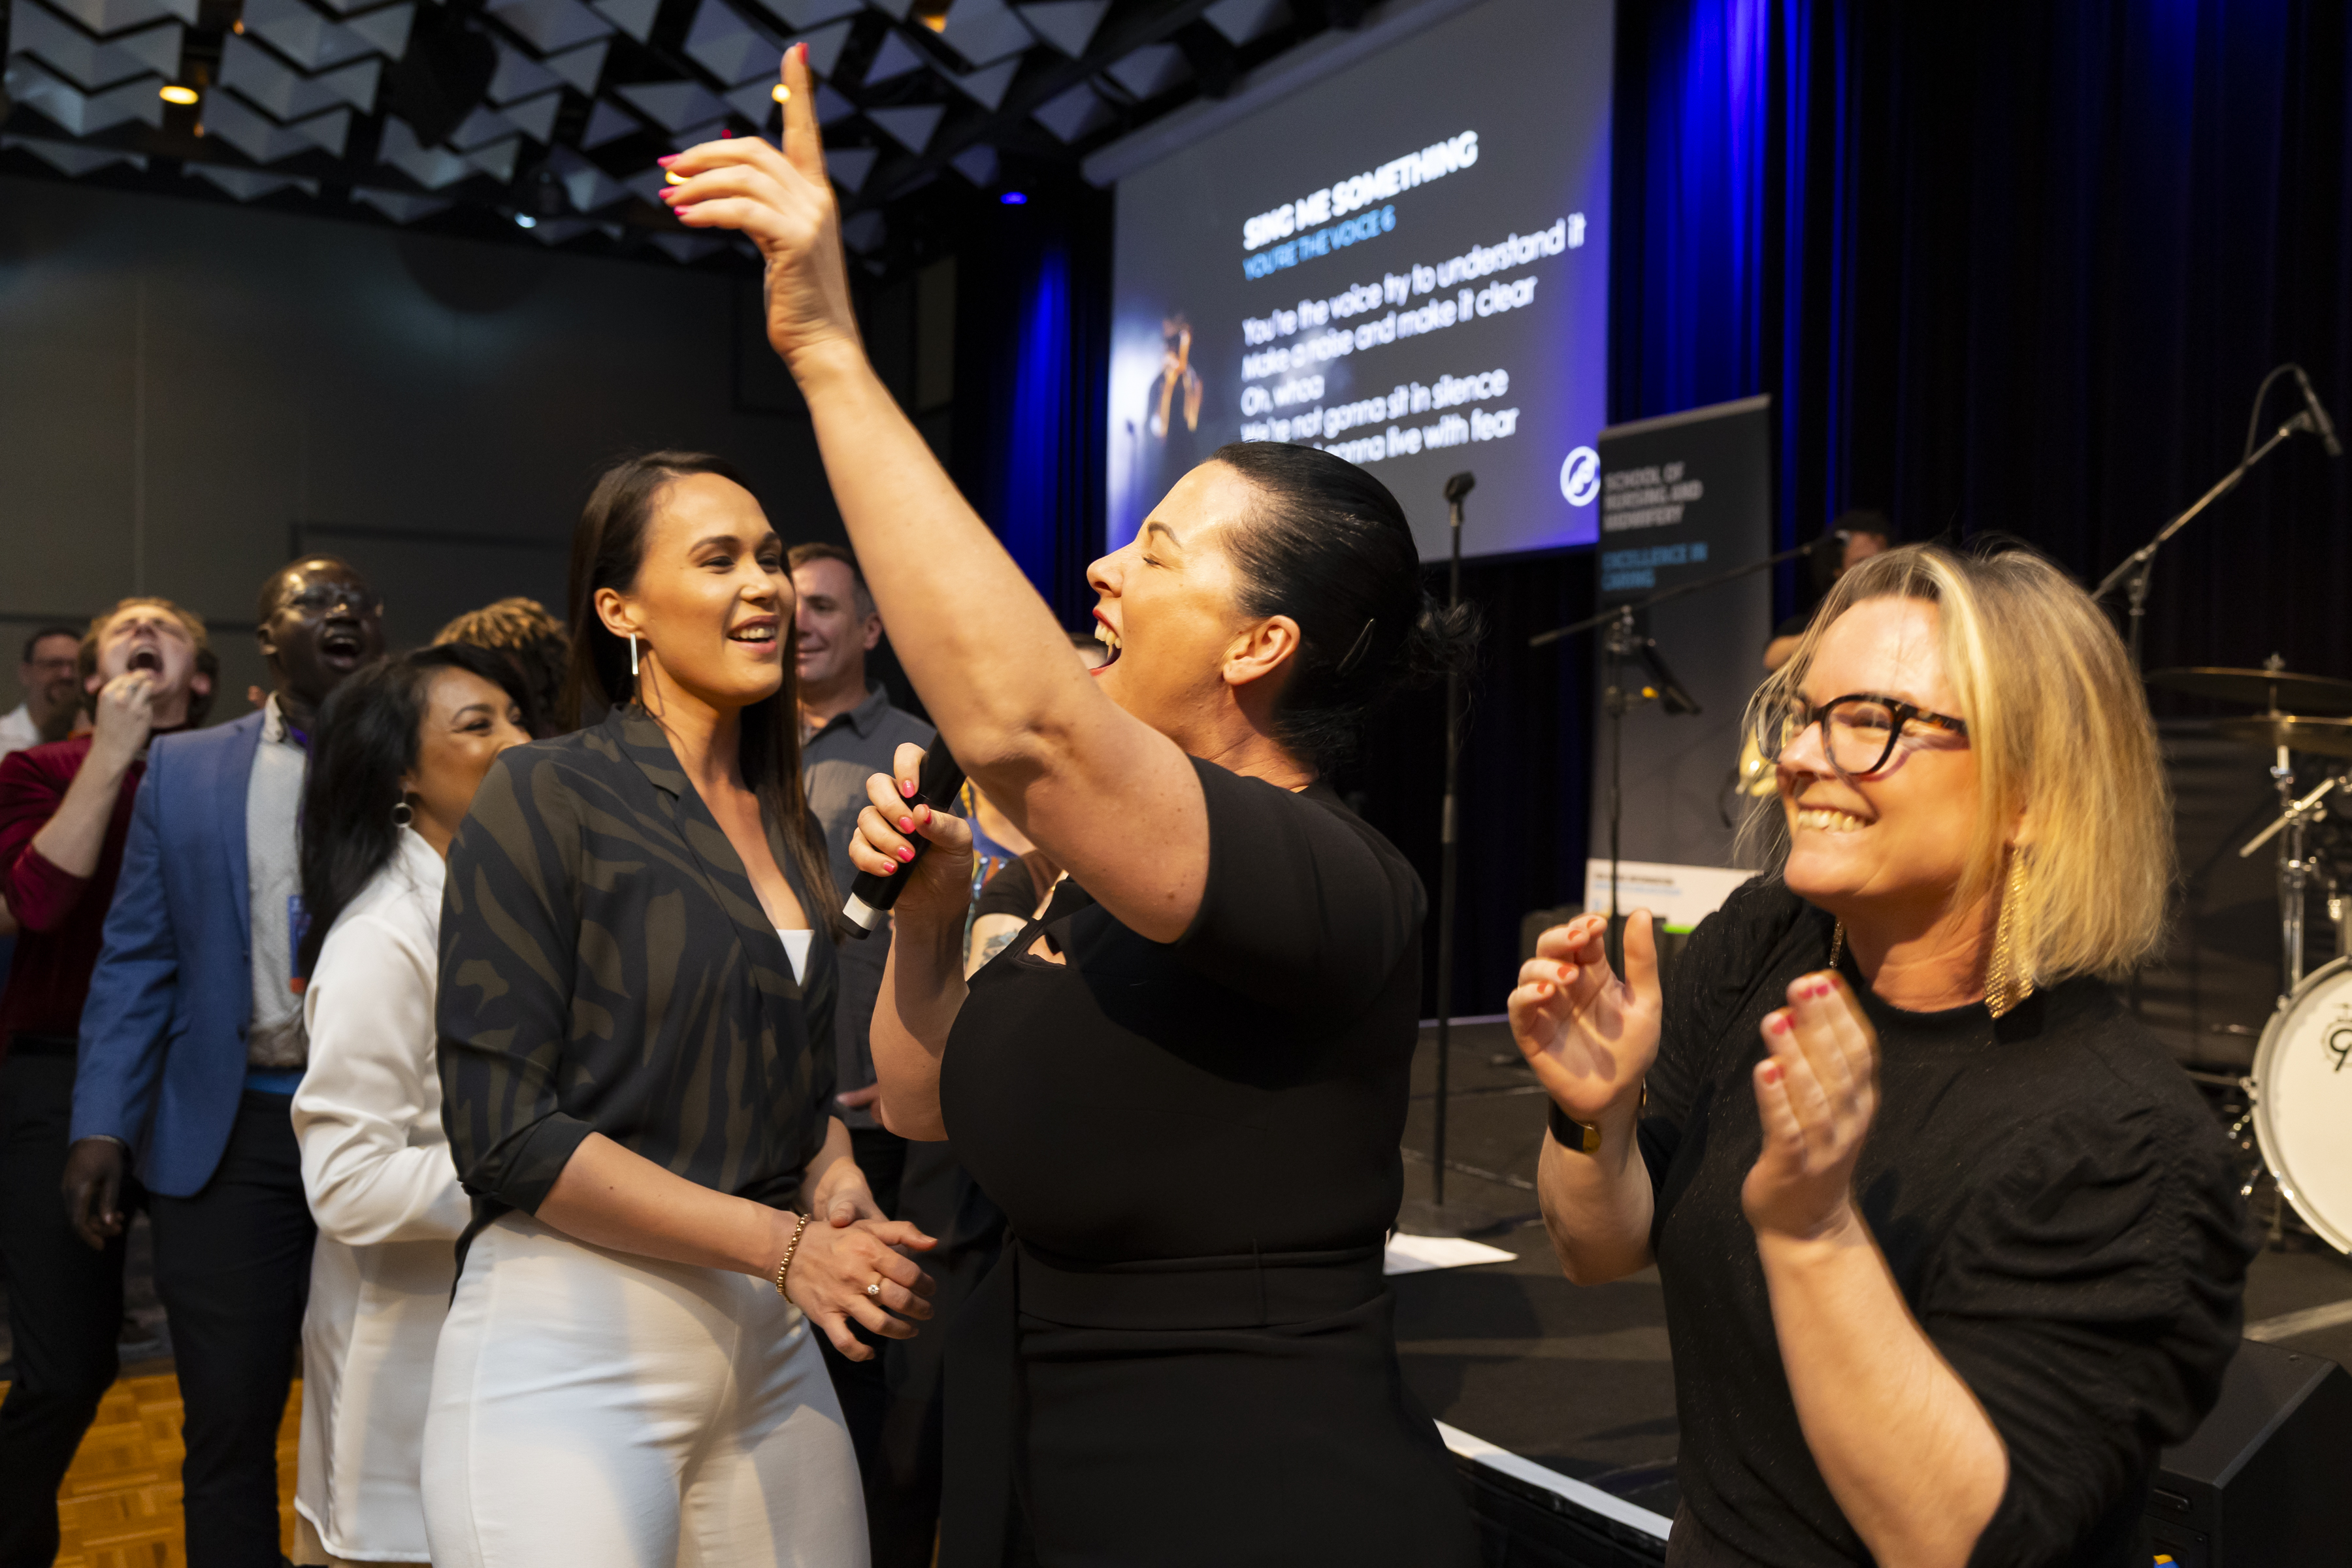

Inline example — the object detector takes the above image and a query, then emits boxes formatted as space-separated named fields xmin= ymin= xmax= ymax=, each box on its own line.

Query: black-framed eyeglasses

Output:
xmin=284 ymin=584 xmax=381 ymax=617
xmin=1757 ymin=691 xmax=1970 ymax=779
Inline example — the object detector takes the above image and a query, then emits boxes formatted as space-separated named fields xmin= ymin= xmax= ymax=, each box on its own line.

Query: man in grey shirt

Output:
xmin=791 ymin=543 xmax=934 ymax=1201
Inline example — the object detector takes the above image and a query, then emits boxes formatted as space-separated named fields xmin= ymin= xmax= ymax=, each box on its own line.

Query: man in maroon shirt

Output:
xmin=0 ymin=597 xmax=212 ymax=1565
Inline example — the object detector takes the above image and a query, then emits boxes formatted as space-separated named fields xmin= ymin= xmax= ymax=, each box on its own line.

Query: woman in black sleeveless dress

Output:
xmin=661 ymin=49 xmax=1482 ymax=1565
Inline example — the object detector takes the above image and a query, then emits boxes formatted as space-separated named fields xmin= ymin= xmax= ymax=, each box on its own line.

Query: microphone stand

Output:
xmin=2094 ymin=410 xmax=2324 ymax=670
xmin=1430 ymin=471 xmax=1473 ymax=1215
xmin=1530 ymin=534 xmax=1837 ymax=936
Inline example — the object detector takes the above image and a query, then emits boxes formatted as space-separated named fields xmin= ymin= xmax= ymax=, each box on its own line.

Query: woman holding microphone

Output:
xmin=662 ymin=50 xmax=1480 ymax=1567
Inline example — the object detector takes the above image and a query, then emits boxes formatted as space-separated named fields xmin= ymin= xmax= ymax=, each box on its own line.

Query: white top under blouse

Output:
xmin=289 ymin=828 xmax=466 ymax=1561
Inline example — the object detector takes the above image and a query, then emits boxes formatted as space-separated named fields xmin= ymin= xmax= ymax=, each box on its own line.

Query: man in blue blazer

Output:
xmin=65 ymin=558 xmax=383 ymax=1567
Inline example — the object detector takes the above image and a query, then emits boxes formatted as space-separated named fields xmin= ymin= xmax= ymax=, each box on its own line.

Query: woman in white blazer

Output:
xmin=289 ymin=644 xmax=530 ymax=1567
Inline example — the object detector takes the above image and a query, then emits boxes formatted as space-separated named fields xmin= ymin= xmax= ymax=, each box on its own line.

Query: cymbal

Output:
xmin=2212 ymin=716 xmax=2352 ymax=760
xmin=2147 ymin=667 xmax=2352 ymax=714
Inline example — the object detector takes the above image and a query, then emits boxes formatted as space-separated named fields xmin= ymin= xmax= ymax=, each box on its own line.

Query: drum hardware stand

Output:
xmin=2235 ymin=759 xmax=2351 ymax=999
xmin=2093 ymin=365 xmax=2340 ymax=669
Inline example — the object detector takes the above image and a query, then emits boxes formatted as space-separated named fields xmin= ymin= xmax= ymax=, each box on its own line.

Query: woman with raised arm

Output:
xmin=423 ymin=451 xmax=936 ymax=1568
xmin=663 ymin=48 xmax=1480 ymax=1567
xmin=1512 ymin=544 xmax=2249 ymax=1567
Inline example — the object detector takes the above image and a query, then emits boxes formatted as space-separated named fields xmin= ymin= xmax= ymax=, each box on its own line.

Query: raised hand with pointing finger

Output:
xmin=659 ymin=44 xmax=860 ymax=375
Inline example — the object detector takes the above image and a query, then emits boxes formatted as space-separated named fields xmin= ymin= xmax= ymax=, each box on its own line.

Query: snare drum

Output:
xmin=2251 ymin=957 xmax=2352 ymax=1252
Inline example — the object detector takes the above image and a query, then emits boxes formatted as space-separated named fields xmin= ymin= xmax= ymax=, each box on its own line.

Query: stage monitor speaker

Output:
xmin=2144 ymin=1337 xmax=2352 ymax=1566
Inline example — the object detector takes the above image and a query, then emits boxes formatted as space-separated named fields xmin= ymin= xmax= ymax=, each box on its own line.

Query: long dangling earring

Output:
xmin=1985 ymin=847 xmax=2034 ymax=1019
xmin=629 ymin=632 xmax=640 ymax=679
xmin=1829 ymin=921 xmax=1844 ymax=969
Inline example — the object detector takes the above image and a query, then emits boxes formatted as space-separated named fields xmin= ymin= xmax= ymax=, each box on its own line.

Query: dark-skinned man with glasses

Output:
xmin=63 ymin=558 xmax=385 ymax=1568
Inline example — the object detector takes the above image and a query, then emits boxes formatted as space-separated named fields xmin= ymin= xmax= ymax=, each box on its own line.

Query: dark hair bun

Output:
xmin=1209 ymin=442 xmax=1485 ymax=770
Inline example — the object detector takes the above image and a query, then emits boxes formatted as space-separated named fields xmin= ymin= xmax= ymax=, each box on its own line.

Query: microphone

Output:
xmin=841 ymin=742 xmax=966 ymax=938
xmin=2292 ymin=366 xmax=2343 ymax=458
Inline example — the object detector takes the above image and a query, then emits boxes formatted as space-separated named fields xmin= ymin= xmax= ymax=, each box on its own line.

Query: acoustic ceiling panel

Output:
xmin=864 ymin=99 xmax=939 ymax=152
xmin=1203 ymin=0 xmax=1287 ymax=46
xmin=1 ymin=129 xmax=148 ymax=171
xmin=1103 ymin=40 xmax=1185 ymax=100
xmin=937 ymin=0 xmax=1031 ymax=67
xmin=28 ymin=0 xmax=191 ymax=37
xmin=1013 ymin=0 xmax=1103 ymax=57
xmin=822 ymin=141 xmax=874 ymax=189
xmin=544 ymin=37 xmax=610 ymax=92
xmin=860 ymin=27 xmax=924 ymax=84
xmin=204 ymin=85 xmax=349 ymax=159
xmin=616 ymin=74 xmax=728 ymax=130
xmin=485 ymin=0 xmax=611 ymax=55
xmin=218 ymin=32 xmax=379 ymax=118
xmin=8 ymin=3 xmax=182 ymax=91
xmin=943 ymin=54 xmax=1019 ymax=110
xmin=578 ymin=95 xmax=642 ymax=146
xmin=3 ymin=54 xmax=163 ymax=133
xmin=685 ymin=0 xmax=783 ymax=86
xmin=1030 ymin=78 xmax=1105 ymax=142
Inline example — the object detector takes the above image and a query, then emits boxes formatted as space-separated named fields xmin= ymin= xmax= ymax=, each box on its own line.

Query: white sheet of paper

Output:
xmin=1383 ymin=1233 xmax=1518 ymax=1275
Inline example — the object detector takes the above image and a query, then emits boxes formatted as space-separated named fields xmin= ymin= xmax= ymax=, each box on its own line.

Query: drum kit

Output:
xmin=2148 ymin=661 xmax=2352 ymax=1250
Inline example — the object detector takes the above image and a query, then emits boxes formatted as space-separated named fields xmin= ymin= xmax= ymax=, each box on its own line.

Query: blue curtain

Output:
xmin=1613 ymin=0 xmax=2352 ymax=659
xmin=953 ymin=186 xmax=1113 ymax=629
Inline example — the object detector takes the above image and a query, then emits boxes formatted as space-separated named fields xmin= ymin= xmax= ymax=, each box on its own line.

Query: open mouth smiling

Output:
xmin=729 ymin=616 xmax=779 ymax=650
xmin=1092 ymin=618 xmax=1122 ymax=668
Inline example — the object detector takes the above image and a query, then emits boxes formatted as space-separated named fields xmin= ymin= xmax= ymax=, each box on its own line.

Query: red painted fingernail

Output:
xmin=1767 ymin=1013 xmax=1791 ymax=1035
xmin=896 ymin=845 xmax=915 ymax=862
xmin=1556 ymin=964 xmax=1572 ymax=980
xmin=900 ymin=779 xmax=916 ymax=798
xmin=1811 ymin=979 xmax=1833 ymax=998
xmin=1762 ymin=1062 xmax=1782 ymax=1084
xmin=720 ymin=127 xmax=734 ymax=138
xmin=657 ymin=154 xmax=679 ymax=166
xmin=897 ymin=816 xmax=915 ymax=832
xmin=796 ymin=41 xmax=808 ymax=61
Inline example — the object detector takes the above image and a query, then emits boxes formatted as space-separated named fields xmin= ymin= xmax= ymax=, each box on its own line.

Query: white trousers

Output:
xmin=420 ymin=1213 xmax=869 ymax=1568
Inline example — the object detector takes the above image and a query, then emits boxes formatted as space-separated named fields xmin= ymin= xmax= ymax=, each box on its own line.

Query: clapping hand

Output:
xmin=1740 ymin=972 xmax=1880 ymax=1243
xmin=661 ymin=44 xmax=860 ymax=375
xmin=1508 ymin=911 xmax=1663 ymax=1130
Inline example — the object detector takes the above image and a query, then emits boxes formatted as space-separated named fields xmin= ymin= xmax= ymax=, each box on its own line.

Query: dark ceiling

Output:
xmin=0 ymin=0 xmax=1379 ymax=271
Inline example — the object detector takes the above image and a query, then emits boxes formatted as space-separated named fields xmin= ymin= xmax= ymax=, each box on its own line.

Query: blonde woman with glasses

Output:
xmin=1514 ymin=544 xmax=2251 ymax=1568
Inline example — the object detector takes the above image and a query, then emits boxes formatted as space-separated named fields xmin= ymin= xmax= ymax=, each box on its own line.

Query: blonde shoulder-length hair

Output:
xmin=1748 ymin=542 xmax=2172 ymax=986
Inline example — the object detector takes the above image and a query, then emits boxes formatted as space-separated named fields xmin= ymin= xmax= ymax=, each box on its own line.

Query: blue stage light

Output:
xmin=1000 ymin=191 xmax=1028 ymax=206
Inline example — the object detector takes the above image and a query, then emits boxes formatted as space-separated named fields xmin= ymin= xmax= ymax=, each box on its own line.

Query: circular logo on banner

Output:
xmin=1560 ymin=446 xmax=1601 ymax=507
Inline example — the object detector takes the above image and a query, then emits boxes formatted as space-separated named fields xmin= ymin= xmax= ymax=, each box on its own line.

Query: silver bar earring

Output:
xmin=629 ymin=632 xmax=639 ymax=678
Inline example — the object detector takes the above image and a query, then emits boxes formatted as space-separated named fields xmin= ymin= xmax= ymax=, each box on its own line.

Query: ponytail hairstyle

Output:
xmin=297 ymin=644 xmax=527 ymax=981
xmin=1208 ymin=442 xmax=1482 ymax=772
xmin=558 ymin=450 xmax=840 ymax=932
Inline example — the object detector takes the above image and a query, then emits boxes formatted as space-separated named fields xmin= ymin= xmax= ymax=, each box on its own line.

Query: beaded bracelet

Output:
xmin=772 ymin=1211 xmax=814 ymax=1299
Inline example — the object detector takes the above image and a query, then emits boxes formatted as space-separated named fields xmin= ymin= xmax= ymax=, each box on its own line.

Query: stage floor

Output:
xmin=3 ymin=1018 xmax=2349 ymax=1551
xmin=1393 ymin=1019 xmax=2352 ymax=1531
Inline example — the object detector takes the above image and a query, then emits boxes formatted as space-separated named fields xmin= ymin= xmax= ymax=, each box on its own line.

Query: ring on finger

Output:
xmin=865 ymin=1280 xmax=882 ymax=1299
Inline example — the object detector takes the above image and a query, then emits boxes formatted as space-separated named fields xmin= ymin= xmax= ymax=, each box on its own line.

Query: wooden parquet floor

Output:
xmin=0 ymin=1370 xmax=301 ymax=1568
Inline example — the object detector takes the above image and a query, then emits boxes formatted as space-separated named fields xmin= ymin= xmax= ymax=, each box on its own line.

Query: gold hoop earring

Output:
xmin=1985 ymin=848 xmax=2034 ymax=1019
